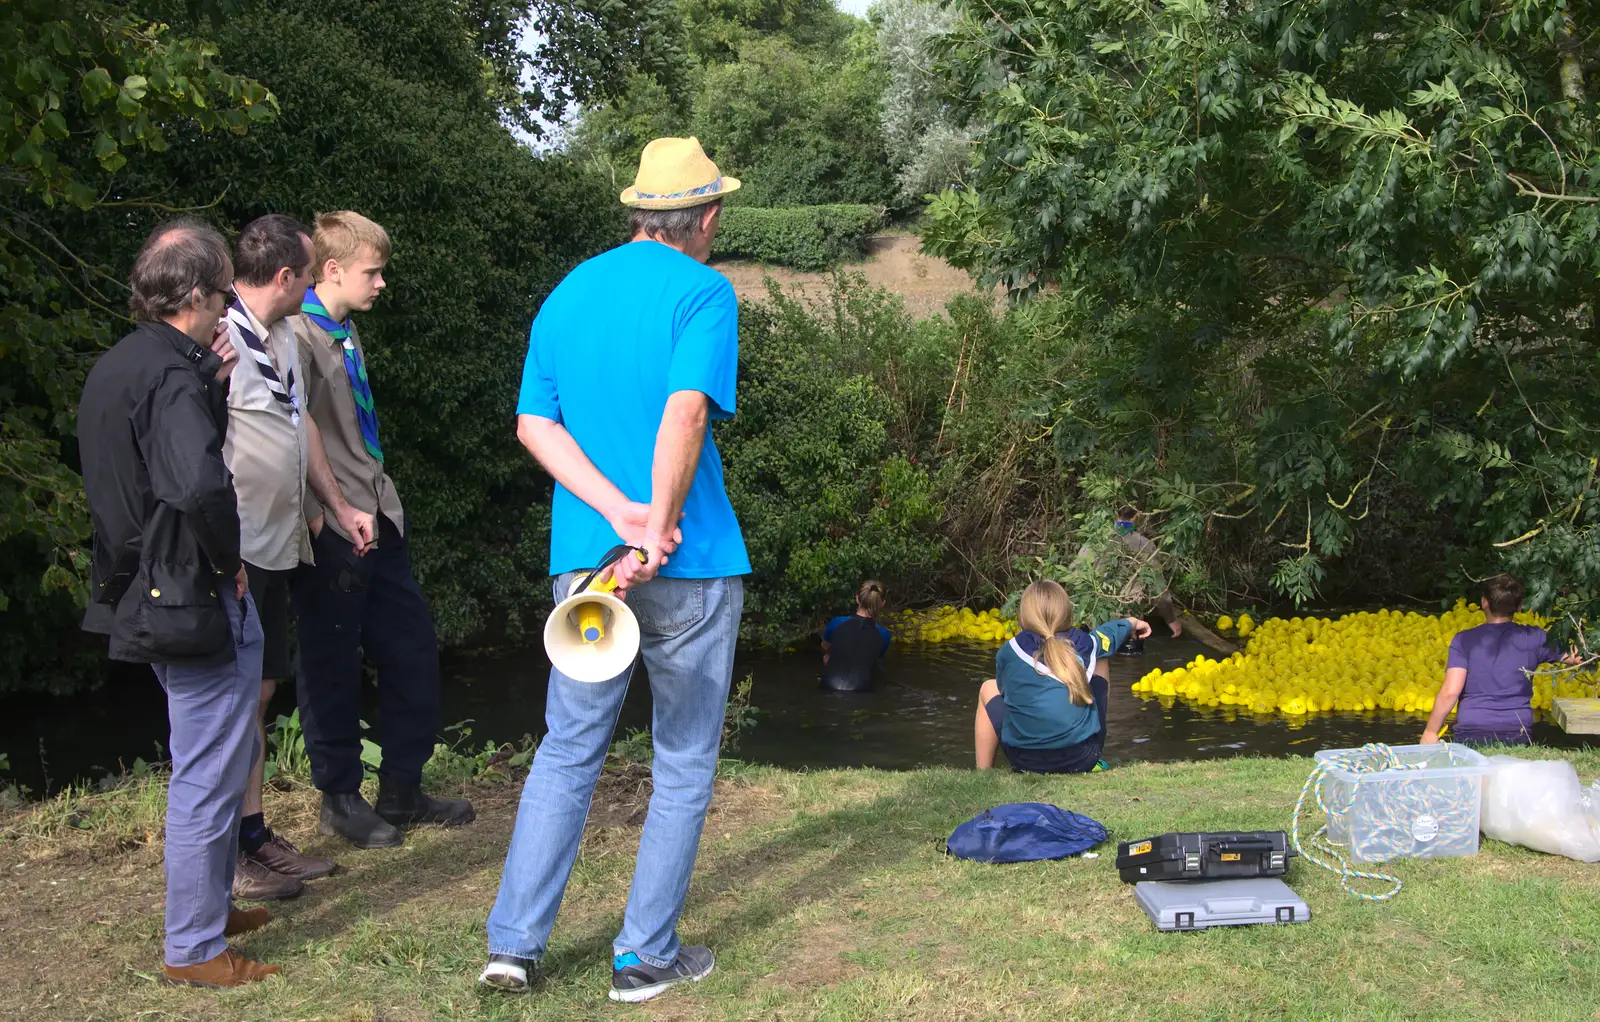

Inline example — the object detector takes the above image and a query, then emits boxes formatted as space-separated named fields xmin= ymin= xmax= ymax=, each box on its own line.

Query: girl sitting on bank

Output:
xmin=975 ymin=580 xmax=1150 ymax=773
xmin=821 ymin=580 xmax=892 ymax=693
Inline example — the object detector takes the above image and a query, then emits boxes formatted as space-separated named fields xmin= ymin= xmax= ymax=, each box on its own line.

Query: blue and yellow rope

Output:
xmin=1291 ymin=743 xmax=1429 ymax=901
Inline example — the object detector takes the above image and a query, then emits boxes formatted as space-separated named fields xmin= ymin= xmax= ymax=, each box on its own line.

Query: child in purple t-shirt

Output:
xmin=1422 ymin=575 xmax=1578 ymax=745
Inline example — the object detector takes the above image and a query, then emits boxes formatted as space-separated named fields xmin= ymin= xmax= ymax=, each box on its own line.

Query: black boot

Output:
xmin=375 ymin=778 xmax=476 ymax=828
xmin=319 ymin=791 xmax=404 ymax=849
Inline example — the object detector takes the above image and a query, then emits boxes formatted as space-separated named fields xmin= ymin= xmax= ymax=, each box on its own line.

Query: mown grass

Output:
xmin=3 ymin=748 xmax=1600 ymax=1021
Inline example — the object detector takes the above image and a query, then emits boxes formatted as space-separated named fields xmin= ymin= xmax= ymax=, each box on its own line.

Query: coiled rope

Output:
xmin=1291 ymin=743 xmax=1429 ymax=901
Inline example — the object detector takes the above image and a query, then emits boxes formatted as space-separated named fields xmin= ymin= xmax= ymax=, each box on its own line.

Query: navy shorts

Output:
xmin=242 ymin=562 xmax=292 ymax=681
xmin=985 ymin=675 xmax=1108 ymax=775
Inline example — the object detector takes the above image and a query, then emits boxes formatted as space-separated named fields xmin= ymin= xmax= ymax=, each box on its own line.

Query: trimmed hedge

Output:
xmin=712 ymin=204 xmax=886 ymax=271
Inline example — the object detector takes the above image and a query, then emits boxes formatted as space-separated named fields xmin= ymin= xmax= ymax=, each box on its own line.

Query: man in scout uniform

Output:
xmin=481 ymin=137 xmax=750 ymax=1004
xmin=290 ymin=211 xmax=473 ymax=849
xmin=224 ymin=214 xmax=369 ymax=900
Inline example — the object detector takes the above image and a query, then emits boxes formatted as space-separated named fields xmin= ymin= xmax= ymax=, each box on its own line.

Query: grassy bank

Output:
xmin=3 ymin=750 xmax=1600 ymax=1021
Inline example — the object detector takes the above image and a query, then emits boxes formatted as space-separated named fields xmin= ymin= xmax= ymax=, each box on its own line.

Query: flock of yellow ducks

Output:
xmin=890 ymin=605 xmax=1020 ymax=644
xmin=1133 ymin=601 xmax=1596 ymax=718
xmin=891 ymin=600 xmax=1597 ymax=721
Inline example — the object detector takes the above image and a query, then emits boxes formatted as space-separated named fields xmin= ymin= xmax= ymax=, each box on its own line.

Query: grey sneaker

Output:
xmin=609 ymin=946 xmax=714 ymax=1003
xmin=478 ymin=953 xmax=537 ymax=993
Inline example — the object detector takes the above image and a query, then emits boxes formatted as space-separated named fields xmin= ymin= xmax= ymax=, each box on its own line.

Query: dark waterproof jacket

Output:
xmin=78 ymin=320 xmax=242 ymax=666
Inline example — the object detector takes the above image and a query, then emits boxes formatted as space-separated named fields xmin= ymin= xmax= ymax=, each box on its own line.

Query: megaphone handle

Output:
xmin=574 ymin=544 xmax=648 ymax=595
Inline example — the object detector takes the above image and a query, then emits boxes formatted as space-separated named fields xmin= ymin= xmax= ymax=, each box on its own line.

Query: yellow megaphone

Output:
xmin=544 ymin=547 xmax=646 ymax=683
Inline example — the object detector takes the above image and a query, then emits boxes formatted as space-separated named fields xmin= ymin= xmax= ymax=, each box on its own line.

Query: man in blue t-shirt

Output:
xmin=482 ymin=138 xmax=751 ymax=1005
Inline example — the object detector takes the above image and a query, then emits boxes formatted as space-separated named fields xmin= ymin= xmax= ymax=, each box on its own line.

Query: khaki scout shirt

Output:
xmin=223 ymin=298 xmax=314 ymax=570
xmin=290 ymin=311 xmax=406 ymax=539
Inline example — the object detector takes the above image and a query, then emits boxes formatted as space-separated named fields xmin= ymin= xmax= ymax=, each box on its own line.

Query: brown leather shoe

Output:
xmin=232 ymin=853 xmax=303 ymax=902
xmin=252 ymin=830 xmax=337 ymax=881
xmin=164 ymin=948 xmax=281 ymax=987
xmin=224 ymin=905 xmax=271 ymax=936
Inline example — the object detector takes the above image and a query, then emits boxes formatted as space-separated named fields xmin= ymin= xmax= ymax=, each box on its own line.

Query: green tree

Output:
xmin=680 ymin=0 xmax=854 ymax=65
xmin=568 ymin=0 xmax=897 ymax=211
xmin=511 ymin=0 xmax=690 ymax=132
xmin=922 ymin=0 xmax=1600 ymax=634
xmin=694 ymin=29 xmax=893 ymax=207
xmin=876 ymin=0 xmax=970 ymax=201
xmin=722 ymin=281 xmax=943 ymax=641
xmin=1 ymin=0 xmax=274 ymax=691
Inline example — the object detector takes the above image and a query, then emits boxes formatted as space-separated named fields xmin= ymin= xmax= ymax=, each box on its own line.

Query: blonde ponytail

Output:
xmin=1018 ymin=580 xmax=1093 ymax=706
xmin=1038 ymin=634 xmax=1092 ymax=705
xmin=857 ymin=580 xmax=886 ymax=617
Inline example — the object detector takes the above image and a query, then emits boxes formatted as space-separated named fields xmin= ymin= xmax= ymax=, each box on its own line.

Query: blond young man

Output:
xmin=290 ymin=212 xmax=473 ymax=848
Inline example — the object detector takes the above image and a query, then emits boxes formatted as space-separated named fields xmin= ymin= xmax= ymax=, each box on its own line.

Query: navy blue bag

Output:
xmin=946 ymin=802 xmax=1108 ymax=863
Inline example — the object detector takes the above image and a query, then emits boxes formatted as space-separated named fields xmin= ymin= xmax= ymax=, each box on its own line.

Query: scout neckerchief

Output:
xmin=227 ymin=298 xmax=299 ymax=426
xmin=1011 ymin=629 xmax=1096 ymax=680
xmin=301 ymin=286 xmax=383 ymax=463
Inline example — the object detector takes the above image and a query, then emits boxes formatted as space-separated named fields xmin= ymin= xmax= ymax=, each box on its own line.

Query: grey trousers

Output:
xmin=152 ymin=594 xmax=263 ymax=967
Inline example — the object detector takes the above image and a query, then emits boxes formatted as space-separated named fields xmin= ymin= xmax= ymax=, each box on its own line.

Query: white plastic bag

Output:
xmin=1479 ymin=756 xmax=1600 ymax=862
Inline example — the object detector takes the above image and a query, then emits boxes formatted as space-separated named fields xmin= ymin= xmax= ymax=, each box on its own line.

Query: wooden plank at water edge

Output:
xmin=1553 ymin=698 xmax=1600 ymax=734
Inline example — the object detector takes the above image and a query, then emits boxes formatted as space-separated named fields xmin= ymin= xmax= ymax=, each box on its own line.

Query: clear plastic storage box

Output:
xmin=1313 ymin=743 xmax=1490 ymax=863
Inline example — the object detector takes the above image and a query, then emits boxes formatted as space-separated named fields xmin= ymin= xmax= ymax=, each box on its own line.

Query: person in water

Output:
xmin=1073 ymin=505 xmax=1183 ymax=645
xmin=1422 ymin=573 xmax=1580 ymax=745
xmin=975 ymin=580 xmax=1150 ymax=773
xmin=821 ymin=581 xmax=892 ymax=692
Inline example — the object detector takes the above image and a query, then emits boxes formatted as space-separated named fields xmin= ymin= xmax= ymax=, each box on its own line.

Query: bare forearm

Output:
xmin=1422 ymin=700 xmax=1456 ymax=737
xmin=1424 ymin=671 xmax=1467 ymax=736
xmin=649 ymin=392 xmax=707 ymax=538
xmin=517 ymin=414 xmax=630 ymax=518
xmin=306 ymin=419 xmax=352 ymax=513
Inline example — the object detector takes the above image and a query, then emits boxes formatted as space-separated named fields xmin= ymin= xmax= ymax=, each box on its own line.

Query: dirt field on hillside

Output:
xmin=712 ymin=233 xmax=998 ymax=318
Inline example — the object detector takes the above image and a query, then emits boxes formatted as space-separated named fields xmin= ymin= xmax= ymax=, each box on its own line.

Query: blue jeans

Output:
xmin=487 ymin=573 xmax=743 ymax=968
xmin=153 ymin=595 xmax=263 ymax=966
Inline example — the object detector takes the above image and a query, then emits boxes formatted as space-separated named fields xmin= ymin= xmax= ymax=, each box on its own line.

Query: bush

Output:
xmin=712 ymin=204 xmax=885 ymax=270
xmin=718 ymin=280 xmax=943 ymax=643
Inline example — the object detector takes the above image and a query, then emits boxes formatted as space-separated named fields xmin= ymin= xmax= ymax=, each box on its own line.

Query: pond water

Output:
xmin=4 ymin=635 xmax=1593 ymax=793
xmin=450 ymin=634 xmax=1594 ymax=770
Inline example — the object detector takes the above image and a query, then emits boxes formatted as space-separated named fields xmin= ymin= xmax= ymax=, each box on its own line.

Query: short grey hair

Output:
xmin=128 ymin=216 xmax=232 ymax=322
xmin=629 ymin=200 xmax=721 ymax=247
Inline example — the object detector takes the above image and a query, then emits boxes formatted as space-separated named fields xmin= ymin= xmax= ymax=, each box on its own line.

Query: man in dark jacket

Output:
xmin=78 ymin=217 xmax=281 ymax=988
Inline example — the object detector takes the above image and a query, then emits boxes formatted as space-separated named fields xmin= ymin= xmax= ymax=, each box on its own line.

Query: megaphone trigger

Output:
xmin=572 ymin=544 xmax=649 ymax=598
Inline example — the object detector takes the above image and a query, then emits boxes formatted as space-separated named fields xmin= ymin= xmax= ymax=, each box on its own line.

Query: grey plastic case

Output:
xmin=1133 ymin=878 xmax=1311 ymax=931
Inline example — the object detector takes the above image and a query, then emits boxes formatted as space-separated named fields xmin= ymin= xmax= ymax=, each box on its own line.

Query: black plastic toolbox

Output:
xmin=1115 ymin=831 xmax=1294 ymax=883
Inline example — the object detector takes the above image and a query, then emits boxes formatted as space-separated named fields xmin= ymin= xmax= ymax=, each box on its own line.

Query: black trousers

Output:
xmin=291 ymin=514 xmax=440 ymax=793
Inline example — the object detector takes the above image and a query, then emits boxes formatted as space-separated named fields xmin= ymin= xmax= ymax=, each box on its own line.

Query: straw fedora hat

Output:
xmin=620 ymin=137 xmax=741 ymax=211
